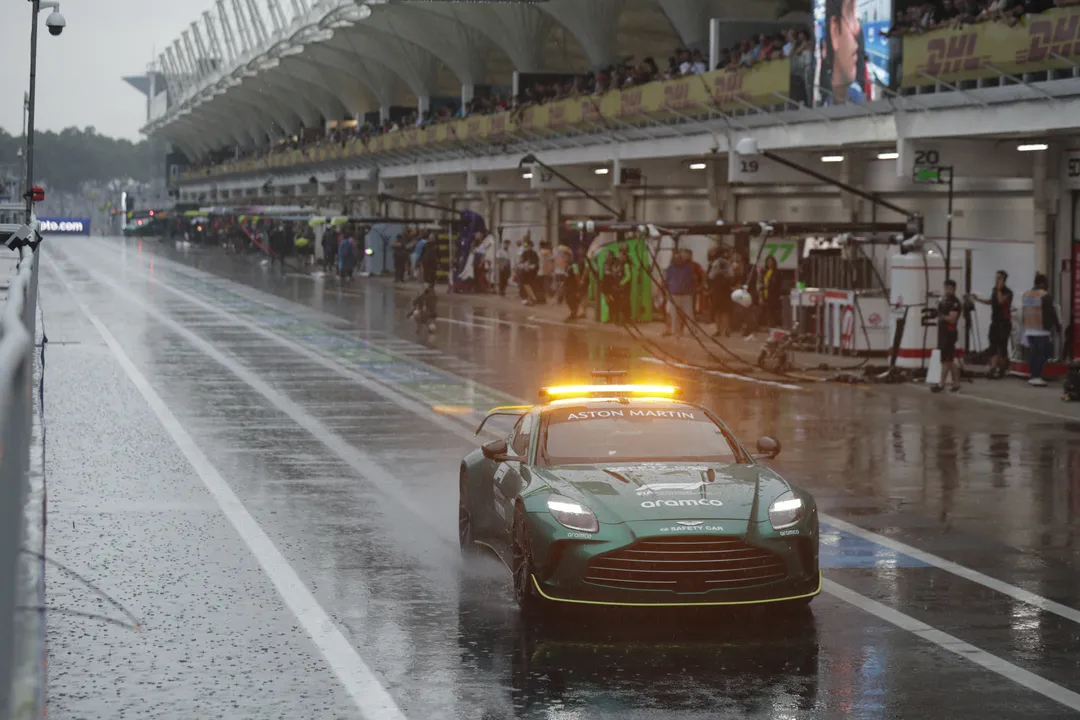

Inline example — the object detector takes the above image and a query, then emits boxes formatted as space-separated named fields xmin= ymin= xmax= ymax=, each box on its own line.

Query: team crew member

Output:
xmin=973 ymin=270 xmax=1013 ymax=379
xmin=603 ymin=245 xmax=632 ymax=325
xmin=932 ymin=278 xmax=963 ymax=393
xmin=1021 ymin=272 xmax=1061 ymax=387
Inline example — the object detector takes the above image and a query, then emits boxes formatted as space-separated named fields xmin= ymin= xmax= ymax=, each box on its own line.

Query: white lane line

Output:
xmin=825 ymin=579 xmax=1080 ymax=713
xmin=822 ymin=514 xmax=1080 ymax=625
xmin=47 ymin=257 xmax=409 ymax=720
xmin=468 ymin=315 xmax=543 ymax=331
xmin=437 ymin=317 xmax=497 ymax=332
xmin=639 ymin=356 xmax=804 ymax=392
xmin=927 ymin=390 xmax=1080 ymax=423
xmin=84 ymin=241 xmax=1080 ymax=706
xmin=47 ymin=252 xmax=459 ymax=546
xmin=92 ymin=240 xmax=1080 ymax=627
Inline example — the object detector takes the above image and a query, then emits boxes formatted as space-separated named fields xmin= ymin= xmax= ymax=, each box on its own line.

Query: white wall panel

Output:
xmin=634 ymin=195 xmax=714 ymax=224
xmin=736 ymin=194 xmax=848 ymax=224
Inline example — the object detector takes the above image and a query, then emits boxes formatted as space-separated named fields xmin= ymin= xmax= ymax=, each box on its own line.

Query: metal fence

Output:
xmin=0 ymin=216 xmax=42 ymax=720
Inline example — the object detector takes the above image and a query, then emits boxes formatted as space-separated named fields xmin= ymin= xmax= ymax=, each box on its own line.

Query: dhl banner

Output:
xmin=902 ymin=5 xmax=1080 ymax=88
xmin=187 ymin=59 xmax=792 ymax=180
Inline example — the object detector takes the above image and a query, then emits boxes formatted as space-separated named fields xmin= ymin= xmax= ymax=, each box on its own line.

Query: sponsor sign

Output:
xmin=750 ymin=238 xmax=799 ymax=270
xmin=901 ymin=5 xmax=1080 ymax=88
xmin=38 ymin=217 xmax=91 ymax=235
xmin=184 ymin=61 xmax=792 ymax=181
xmin=641 ymin=498 xmax=724 ymax=509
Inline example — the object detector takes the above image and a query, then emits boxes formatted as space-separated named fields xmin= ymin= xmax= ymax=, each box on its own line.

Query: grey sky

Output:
xmin=0 ymin=0 xmax=203 ymax=141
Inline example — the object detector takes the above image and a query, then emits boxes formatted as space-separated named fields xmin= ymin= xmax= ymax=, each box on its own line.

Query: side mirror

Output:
xmin=754 ymin=436 xmax=781 ymax=459
xmin=482 ymin=439 xmax=520 ymax=463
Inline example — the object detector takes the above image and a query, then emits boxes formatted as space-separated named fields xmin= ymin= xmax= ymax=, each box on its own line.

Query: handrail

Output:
xmin=0 ymin=221 xmax=42 ymax=720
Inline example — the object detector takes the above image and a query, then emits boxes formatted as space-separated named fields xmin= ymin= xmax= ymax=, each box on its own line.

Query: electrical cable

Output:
xmin=516 ymin=156 xmax=790 ymax=380
xmin=585 ymin=230 xmax=797 ymax=381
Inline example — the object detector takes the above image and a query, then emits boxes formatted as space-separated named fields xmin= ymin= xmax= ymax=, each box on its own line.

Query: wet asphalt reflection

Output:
xmin=39 ymin=236 xmax=1080 ymax=720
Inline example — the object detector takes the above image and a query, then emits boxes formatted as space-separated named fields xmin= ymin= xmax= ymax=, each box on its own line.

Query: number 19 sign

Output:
xmin=728 ymin=151 xmax=823 ymax=185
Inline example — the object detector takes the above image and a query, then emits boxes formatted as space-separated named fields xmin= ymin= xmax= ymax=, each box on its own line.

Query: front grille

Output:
xmin=584 ymin=536 xmax=787 ymax=593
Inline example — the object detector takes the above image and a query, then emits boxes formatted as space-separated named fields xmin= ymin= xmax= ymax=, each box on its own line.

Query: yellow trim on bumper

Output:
xmin=531 ymin=571 xmax=822 ymax=608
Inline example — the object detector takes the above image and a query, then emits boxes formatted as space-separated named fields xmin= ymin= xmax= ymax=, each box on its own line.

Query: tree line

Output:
xmin=0 ymin=126 xmax=160 ymax=193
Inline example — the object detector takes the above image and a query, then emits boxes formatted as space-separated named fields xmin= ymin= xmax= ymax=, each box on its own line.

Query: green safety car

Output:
xmin=458 ymin=379 xmax=821 ymax=619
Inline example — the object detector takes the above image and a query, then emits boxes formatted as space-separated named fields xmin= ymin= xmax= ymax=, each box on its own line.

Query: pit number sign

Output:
xmin=1065 ymin=149 xmax=1080 ymax=190
xmin=728 ymin=152 xmax=820 ymax=185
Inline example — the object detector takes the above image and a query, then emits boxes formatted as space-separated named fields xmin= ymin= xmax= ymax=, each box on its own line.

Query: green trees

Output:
xmin=0 ymin=126 xmax=158 ymax=193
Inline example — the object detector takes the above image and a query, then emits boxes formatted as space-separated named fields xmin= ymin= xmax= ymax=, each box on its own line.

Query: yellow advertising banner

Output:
xmin=191 ymin=59 xmax=793 ymax=180
xmin=902 ymin=6 xmax=1080 ymax=88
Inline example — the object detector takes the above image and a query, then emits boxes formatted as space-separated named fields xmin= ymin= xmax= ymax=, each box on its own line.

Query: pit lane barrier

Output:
xmin=0 ymin=215 xmax=43 ymax=720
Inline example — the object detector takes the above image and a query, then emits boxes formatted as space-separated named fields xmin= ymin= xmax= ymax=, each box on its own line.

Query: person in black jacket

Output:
xmin=932 ymin=279 xmax=964 ymax=393
xmin=973 ymin=270 xmax=1014 ymax=378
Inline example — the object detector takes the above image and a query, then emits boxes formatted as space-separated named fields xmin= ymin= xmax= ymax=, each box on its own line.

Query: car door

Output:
xmin=492 ymin=411 xmax=535 ymax=549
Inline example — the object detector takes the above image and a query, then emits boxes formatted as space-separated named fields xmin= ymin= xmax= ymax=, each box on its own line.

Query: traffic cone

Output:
xmin=925 ymin=349 xmax=942 ymax=386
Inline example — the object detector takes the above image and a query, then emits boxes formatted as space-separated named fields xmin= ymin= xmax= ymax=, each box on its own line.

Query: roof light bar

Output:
xmin=540 ymin=384 xmax=680 ymax=399
xmin=1017 ymin=143 xmax=1048 ymax=152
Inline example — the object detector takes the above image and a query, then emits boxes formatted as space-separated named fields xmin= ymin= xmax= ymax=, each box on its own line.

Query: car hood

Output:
xmin=531 ymin=462 xmax=792 ymax=523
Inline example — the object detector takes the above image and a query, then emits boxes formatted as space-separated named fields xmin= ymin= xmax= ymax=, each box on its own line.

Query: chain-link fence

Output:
xmin=0 ymin=216 xmax=42 ymax=720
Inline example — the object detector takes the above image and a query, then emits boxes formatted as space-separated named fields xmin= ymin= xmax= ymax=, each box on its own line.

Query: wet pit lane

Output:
xmin=39 ymin=236 xmax=1080 ymax=720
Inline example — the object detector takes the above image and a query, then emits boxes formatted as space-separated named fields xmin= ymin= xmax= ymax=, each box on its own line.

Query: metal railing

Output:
xmin=0 ymin=216 xmax=42 ymax=720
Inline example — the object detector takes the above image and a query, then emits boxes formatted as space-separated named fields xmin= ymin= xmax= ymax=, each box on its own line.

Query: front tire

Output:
xmin=512 ymin=505 xmax=545 ymax=621
xmin=459 ymin=471 xmax=477 ymax=555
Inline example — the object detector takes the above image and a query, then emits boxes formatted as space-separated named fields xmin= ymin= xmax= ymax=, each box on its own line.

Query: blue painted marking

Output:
xmin=819 ymin=522 xmax=930 ymax=569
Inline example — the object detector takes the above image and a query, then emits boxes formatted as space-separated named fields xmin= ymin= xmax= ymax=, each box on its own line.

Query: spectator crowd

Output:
xmin=886 ymin=0 xmax=1078 ymax=36
xmin=185 ymin=29 xmax=809 ymax=177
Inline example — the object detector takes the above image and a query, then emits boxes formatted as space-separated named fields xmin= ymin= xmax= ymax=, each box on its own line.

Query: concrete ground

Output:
xmin=35 ymin=236 xmax=1080 ymax=720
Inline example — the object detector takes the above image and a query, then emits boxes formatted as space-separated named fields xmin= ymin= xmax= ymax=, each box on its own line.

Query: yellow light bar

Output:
xmin=540 ymin=384 xmax=679 ymax=398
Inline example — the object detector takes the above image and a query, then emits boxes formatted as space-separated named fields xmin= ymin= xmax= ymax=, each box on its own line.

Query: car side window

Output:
xmin=511 ymin=413 xmax=534 ymax=458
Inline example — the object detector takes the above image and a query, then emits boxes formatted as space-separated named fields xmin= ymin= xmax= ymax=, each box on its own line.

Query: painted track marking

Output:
xmin=48 ymin=255 xmax=409 ymax=720
xmin=93 ymin=238 xmax=1080 ymax=625
xmin=71 ymin=239 xmax=1080 ymax=711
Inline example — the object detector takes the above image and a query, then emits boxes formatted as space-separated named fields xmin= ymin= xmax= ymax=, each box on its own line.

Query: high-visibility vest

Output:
xmin=1021 ymin=289 xmax=1045 ymax=331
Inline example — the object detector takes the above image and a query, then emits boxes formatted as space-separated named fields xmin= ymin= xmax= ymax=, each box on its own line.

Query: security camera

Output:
xmin=46 ymin=11 xmax=66 ymax=36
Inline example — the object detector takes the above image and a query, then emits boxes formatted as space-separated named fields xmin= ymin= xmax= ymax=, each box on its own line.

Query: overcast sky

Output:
xmin=0 ymin=0 xmax=203 ymax=141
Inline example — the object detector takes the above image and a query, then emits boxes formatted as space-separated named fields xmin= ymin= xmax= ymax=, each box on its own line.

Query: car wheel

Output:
xmin=512 ymin=505 xmax=544 ymax=620
xmin=459 ymin=471 xmax=476 ymax=555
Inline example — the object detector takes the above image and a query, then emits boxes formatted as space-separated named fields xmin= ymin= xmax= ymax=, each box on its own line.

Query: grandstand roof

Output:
xmin=143 ymin=0 xmax=782 ymax=158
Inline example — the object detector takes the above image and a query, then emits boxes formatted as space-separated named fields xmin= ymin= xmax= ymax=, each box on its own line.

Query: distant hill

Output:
xmin=0 ymin=126 xmax=160 ymax=193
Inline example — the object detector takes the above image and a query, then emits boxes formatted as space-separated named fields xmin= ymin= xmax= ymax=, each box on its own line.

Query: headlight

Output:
xmin=547 ymin=496 xmax=599 ymax=533
xmin=768 ymin=493 xmax=804 ymax=530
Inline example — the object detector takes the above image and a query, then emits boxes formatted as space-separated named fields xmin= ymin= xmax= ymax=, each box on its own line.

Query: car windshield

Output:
xmin=540 ymin=404 xmax=743 ymax=465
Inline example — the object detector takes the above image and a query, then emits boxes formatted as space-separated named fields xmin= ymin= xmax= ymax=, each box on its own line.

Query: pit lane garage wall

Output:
xmin=484 ymin=146 xmax=1039 ymax=355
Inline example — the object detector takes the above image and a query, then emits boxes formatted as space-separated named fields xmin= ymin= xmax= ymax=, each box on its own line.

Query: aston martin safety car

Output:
xmin=458 ymin=379 xmax=821 ymax=619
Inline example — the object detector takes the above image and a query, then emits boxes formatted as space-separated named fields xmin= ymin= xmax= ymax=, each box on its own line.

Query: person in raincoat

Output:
xmin=338 ymin=226 xmax=359 ymax=282
xmin=294 ymin=228 xmax=312 ymax=265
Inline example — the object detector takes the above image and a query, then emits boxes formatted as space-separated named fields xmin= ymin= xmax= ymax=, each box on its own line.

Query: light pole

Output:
xmin=23 ymin=0 xmax=66 ymax=220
